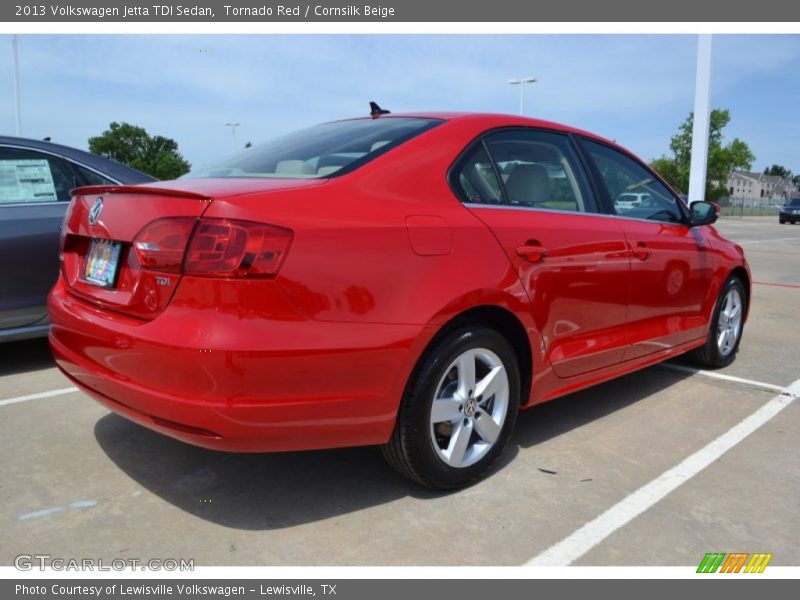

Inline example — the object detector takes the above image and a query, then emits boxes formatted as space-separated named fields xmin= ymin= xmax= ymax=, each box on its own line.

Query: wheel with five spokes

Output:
xmin=690 ymin=276 xmax=746 ymax=368
xmin=382 ymin=325 xmax=521 ymax=489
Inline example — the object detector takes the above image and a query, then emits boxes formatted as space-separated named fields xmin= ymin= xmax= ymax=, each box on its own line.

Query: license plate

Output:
xmin=83 ymin=238 xmax=122 ymax=288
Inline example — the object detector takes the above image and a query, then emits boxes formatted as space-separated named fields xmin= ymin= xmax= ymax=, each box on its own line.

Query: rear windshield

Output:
xmin=186 ymin=117 xmax=441 ymax=179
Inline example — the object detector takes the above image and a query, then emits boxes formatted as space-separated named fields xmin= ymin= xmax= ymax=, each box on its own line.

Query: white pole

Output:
xmin=12 ymin=35 xmax=22 ymax=136
xmin=688 ymin=34 xmax=713 ymax=205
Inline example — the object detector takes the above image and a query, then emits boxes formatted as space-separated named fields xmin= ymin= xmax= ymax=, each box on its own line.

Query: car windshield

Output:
xmin=788 ymin=198 xmax=800 ymax=207
xmin=186 ymin=117 xmax=441 ymax=179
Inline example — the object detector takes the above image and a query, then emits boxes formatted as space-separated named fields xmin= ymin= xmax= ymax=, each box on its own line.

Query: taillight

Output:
xmin=133 ymin=218 xmax=197 ymax=274
xmin=133 ymin=217 xmax=293 ymax=278
xmin=185 ymin=219 xmax=292 ymax=277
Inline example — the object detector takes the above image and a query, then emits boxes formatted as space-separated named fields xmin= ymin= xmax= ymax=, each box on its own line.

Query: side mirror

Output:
xmin=689 ymin=201 xmax=718 ymax=226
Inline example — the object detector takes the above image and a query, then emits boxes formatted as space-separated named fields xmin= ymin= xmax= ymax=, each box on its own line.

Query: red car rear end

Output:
xmin=49 ymin=113 xmax=750 ymax=489
xmin=50 ymin=177 xmax=427 ymax=453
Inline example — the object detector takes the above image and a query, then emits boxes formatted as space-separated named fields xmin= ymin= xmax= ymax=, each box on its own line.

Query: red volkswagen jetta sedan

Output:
xmin=49 ymin=113 xmax=750 ymax=488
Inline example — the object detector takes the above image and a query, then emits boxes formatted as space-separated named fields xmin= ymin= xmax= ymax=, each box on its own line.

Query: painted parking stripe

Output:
xmin=526 ymin=378 xmax=800 ymax=566
xmin=0 ymin=387 xmax=79 ymax=407
xmin=659 ymin=363 xmax=785 ymax=393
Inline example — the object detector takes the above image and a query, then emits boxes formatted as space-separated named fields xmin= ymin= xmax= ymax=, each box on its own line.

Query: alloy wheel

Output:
xmin=429 ymin=348 xmax=510 ymax=468
xmin=717 ymin=287 xmax=743 ymax=357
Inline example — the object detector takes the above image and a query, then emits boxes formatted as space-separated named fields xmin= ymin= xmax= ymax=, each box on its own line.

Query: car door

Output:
xmin=0 ymin=146 xmax=80 ymax=330
xmin=579 ymin=138 xmax=713 ymax=360
xmin=452 ymin=129 xmax=631 ymax=378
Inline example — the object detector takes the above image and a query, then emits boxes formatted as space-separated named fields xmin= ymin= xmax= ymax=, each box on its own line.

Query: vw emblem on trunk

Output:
xmin=88 ymin=197 xmax=104 ymax=225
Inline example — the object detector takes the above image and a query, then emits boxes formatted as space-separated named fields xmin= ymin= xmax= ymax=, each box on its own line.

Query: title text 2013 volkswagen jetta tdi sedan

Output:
xmin=49 ymin=112 xmax=750 ymax=488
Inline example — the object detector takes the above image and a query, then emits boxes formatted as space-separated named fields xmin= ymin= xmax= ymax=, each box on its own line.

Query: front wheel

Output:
xmin=690 ymin=276 xmax=746 ymax=368
xmin=382 ymin=325 xmax=521 ymax=489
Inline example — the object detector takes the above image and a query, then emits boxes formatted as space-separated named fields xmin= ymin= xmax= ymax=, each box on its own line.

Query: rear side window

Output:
xmin=186 ymin=117 xmax=441 ymax=179
xmin=581 ymin=139 xmax=685 ymax=223
xmin=451 ymin=129 xmax=597 ymax=213
xmin=0 ymin=147 xmax=77 ymax=204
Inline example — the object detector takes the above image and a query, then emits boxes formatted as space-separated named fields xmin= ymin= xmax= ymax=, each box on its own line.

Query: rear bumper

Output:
xmin=48 ymin=279 xmax=425 ymax=452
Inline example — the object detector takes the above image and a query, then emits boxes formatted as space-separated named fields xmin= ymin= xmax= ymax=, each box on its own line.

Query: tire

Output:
xmin=382 ymin=325 xmax=521 ymax=489
xmin=779 ymin=219 xmax=785 ymax=224
xmin=689 ymin=276 xmax=746 ymax=368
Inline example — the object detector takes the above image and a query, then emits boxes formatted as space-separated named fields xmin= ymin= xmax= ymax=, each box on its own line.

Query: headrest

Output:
xmin=505 ymin=164 xmax=550 ymax=205
xmin=275 ymin=160 xmax=315 ymax=175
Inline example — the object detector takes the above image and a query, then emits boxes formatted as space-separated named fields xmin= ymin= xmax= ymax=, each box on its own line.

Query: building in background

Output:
xmin=727 ymin=170 xmax=795 ymax=205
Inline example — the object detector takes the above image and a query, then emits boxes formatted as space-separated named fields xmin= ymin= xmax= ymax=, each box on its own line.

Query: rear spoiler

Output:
xmin=70 ymin=185 xmax=212 ymax=201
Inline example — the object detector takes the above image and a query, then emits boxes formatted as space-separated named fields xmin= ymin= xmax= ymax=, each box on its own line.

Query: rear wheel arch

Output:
xmin=408 ymin=304 xmax=533 ymax=415
xmin=440 ymin=306 xmax=532 ymax=406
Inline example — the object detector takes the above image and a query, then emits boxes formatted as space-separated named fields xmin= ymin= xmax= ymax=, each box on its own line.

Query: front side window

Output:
xmin=582 ymin=140 xmax=684 ymax=223
xmin=186 ymin=117 xmax=441 ymax=179
xmin=0 ymin=147 xmax=77 ymax=204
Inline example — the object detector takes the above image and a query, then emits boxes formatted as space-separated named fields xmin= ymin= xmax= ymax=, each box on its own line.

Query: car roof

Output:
xmin=340 ymin=112 xmax=618 ymax=146
xmin=0 ymin=135 xmax=157 ymax=184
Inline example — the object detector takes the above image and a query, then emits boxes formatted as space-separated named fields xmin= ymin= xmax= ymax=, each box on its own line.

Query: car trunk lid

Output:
xmin=61 ymin=179 xmax=325 ymax=320
xmin=61 ymin=185 xmax=214 ymax=320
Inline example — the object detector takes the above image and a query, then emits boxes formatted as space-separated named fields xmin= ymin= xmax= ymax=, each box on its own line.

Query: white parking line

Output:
xmin=659 ymin=363 xmax=785 ymax=393
xmin=0 ymin=387 xmax=79 ymax=407
xmin=526 ymin=378 xmax=800 ymax=566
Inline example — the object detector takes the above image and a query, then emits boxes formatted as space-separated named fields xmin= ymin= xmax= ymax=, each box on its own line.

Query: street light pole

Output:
xmin=508 ymin=76 xmax=537 ymax=116
xmin=225 ymin=122 xmax=240 ymax=148
xmin=12 ymin=35 xmax=22 ymax=136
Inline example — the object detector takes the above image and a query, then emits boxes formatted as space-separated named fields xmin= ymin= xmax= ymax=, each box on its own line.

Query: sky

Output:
xmin=1 ymin=34 xmax=799 ymax=174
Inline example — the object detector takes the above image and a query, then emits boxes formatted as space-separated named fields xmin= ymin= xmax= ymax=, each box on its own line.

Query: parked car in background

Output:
xmin=0 ymin=136 xmax=155 ymax=342
xmin=49 ymin=112 xmax=750 ymax=488
xmin=615 ymin=192 xmax=651 ymax=211
xmin=779 ymin=197 xmax=800 ymax=224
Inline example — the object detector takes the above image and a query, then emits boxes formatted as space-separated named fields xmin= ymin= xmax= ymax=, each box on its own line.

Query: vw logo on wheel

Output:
xmin=88 ymin=197 xmax=104 ymax=226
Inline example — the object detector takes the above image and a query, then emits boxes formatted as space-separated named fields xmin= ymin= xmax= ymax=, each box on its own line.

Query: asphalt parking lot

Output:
xmin=1 ymin=216 xmax=798 ymax=567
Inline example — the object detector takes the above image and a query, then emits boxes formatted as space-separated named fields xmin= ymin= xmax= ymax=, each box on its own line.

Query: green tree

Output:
xmin=764 ymin=164 xmax=792 ymax=179
xmin=88 ymin=122 xmax=191 ymax=180
xmin=650 ymin=109 xmax=755 ymax=201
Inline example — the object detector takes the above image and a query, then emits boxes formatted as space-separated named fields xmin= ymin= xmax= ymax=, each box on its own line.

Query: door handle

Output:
xmin=516 ymin=244 xmax=548 ymax=263
xmin=632 ymin=241 xmax=651 ymax=261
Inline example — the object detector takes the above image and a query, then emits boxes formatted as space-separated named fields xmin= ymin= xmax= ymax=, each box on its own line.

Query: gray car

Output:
xmin=0 ymin=136 xmax=155 ymax=342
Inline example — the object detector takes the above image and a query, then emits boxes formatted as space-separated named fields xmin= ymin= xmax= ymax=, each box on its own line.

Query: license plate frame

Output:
xmin=83 ymin=238 xmax=122 ymax=288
